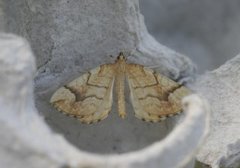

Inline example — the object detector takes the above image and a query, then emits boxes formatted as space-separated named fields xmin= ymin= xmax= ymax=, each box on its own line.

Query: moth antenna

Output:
xmin=121 ymin=48 xmax=139 ymax=60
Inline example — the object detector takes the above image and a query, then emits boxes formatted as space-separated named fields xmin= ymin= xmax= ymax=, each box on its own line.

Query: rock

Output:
xmin=192 ymin=54 xmax=240 ymax=168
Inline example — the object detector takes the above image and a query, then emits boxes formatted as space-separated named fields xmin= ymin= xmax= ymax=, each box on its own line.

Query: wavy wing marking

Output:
xmin=50 ymin=64 xmax=115 ymax=124
xmin=126 ymin=64 xmax=191 ymax=122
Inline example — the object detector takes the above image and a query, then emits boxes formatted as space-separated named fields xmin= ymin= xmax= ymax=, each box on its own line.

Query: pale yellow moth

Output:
xmin=50 ymin=52 xmax=191 ymax=124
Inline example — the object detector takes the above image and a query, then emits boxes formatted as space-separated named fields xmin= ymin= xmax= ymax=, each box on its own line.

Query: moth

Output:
xmin=50 ymin=52 xmax=191 ymax=124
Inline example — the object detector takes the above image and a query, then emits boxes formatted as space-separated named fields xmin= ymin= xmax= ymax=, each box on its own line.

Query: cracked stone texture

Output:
xmin=1 ymin=0 xmax=239 ymax=168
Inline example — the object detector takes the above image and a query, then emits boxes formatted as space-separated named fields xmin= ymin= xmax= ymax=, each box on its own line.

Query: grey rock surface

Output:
xmin=0 ymin=0 xmax=211 ymax=168
xmin=27 ymin=0 xmax=195 ymax=156
xmin=139 ymin=2 xmax=240 ymax=166
xmin=1 ymin=0 xmax=239 ymax=167
xmin=0 ymin=33 xmax=105 ymax=168
xmin=192 ymin=54 xmax=240 ymax=168
xmin=140 ymin=0 xmax=240 ymax=73
xmin=3 ymin=0 xmax=195 ymax=80
xmin=0 ymin=34 xmax=60 ymax=168
xmin=0 ymin=34 xmax=209 ymax=168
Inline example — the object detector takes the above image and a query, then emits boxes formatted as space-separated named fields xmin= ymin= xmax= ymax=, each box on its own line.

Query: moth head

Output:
xmin=116 ymin=52 xmax=127 ymax=62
